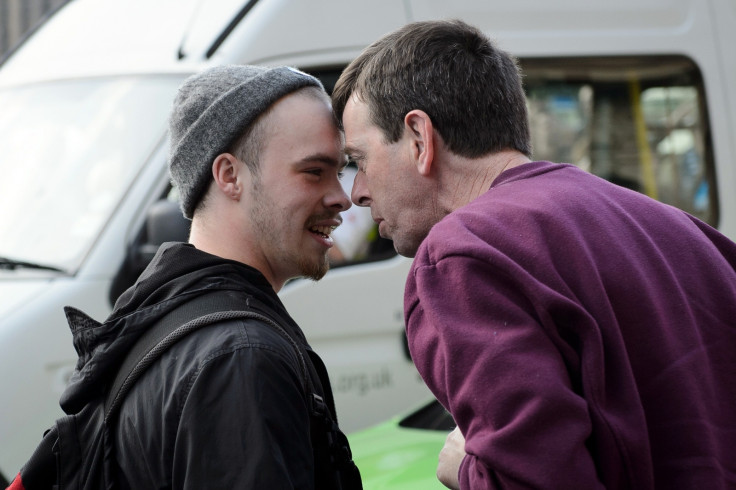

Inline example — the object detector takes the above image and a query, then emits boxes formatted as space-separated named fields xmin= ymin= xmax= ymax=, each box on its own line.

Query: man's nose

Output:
xmin=351 ymin=171 xmax=371 ymax=207
xmin=327 ymin=178 xmax=352 ymax=211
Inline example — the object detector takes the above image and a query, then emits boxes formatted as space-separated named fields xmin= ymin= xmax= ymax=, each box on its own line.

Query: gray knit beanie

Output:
xmin=168 ymin=64 xmax=324 ymax=219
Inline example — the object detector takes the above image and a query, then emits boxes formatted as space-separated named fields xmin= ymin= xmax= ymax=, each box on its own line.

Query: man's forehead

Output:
xmin=342 ymin=99 xmax=373 ymax=150
xmin=344 ymin=93 xmax=368 ymax=115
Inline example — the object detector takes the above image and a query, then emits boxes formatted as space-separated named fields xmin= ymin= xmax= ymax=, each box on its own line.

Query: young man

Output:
xmin=332 ymin=20 xmax=736 ymax=490
xmin=61 ymin=65 xmax=361 ymax=488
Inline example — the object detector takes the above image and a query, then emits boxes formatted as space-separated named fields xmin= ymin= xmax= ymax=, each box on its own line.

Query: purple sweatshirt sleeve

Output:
xmin=406 ymin=253 xmax=604 ymax=489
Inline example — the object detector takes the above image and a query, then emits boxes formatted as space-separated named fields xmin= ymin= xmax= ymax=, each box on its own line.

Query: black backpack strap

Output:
xmin=11 ymin=426 xmax=58 ymax=490
xmin=307 ymin=351 xmax=363 ymax=489
xmin=104 ymin=292 xmax=311 ymax=423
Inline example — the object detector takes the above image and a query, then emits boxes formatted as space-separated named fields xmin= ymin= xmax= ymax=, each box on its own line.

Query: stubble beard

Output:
xmin=250 ymin=183 xmax=329 ymax=282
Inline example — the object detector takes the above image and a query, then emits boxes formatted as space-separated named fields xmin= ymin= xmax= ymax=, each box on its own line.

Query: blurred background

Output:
xmin=0 ymin=0 xmax=69 ymax=59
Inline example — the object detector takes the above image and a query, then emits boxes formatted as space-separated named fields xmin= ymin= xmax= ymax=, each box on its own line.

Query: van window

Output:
xmin=523 ymin=56 xmax=714 ymax=224
xmin=0 ymin=75 xmax=184 ymax=272
xmin=304 ymin=58 xmax=716 ymax=268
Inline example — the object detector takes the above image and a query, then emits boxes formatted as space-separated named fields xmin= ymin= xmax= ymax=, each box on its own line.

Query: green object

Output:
xmin=349 ymin=400 xmax=452 ymax=489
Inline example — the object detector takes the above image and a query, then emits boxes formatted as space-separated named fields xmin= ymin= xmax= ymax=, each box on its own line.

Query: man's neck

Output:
xmin=189 ymin=216 xmax=284 ymax=293
xmin=440 ymin=150 xmax=530 ymax=212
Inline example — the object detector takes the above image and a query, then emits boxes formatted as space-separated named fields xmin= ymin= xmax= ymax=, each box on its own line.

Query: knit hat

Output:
xmin=168 ymin=64 xmax=324 ymax=219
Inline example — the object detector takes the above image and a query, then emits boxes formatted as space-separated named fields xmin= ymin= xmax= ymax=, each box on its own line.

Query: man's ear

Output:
xmin=212 ymin=153 xmax=244 ymax=201
xmin=404 ymin=109 xmax=435 ymax=176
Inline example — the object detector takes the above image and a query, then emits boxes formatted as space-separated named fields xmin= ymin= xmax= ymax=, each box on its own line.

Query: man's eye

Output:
xmin=347 ymin=157 xmax=365 ymax=174
xmin=338 ymin=170 xmax=345 ymax=180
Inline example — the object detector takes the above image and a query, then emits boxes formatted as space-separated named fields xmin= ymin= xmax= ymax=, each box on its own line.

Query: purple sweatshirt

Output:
xmin=405 ymin=161 xmax=736 ymax=489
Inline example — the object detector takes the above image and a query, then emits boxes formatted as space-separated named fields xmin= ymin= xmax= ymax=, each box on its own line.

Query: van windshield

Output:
xmin=0 ymin=75 xmax=184 ymax=273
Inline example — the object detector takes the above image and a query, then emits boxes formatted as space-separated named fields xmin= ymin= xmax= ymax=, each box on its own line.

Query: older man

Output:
xmin=333 ymin=20 xmax=736 ymax=490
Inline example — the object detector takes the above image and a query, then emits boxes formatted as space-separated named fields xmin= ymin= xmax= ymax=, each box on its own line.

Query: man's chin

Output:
xmin=379 ymin=224 xmax=418 ymax=257
xmin=392 ymin=237 xmax=420 ymax=258
xmin=299 ymin=254 xmax=330 ymax=282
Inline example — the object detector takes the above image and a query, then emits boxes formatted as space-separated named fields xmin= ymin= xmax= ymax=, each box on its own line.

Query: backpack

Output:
xmin=7 ymin=293 xmax=361 ymax=490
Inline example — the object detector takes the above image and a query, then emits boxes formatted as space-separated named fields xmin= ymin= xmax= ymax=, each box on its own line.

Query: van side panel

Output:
xmin=706 ymin=0 xmax=736 ymax=238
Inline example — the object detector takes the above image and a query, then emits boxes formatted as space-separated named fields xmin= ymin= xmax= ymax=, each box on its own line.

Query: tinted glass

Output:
xmin=523 ymin=56 xmax=714 ymax=224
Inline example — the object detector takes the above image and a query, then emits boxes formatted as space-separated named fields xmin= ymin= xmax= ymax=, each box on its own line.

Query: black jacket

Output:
xmin=61 ymin=242 xmax=360 ymax=489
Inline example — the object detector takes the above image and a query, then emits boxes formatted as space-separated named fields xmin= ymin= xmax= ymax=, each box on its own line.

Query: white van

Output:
xmin=1 ymin=0 xmax=735 ymax=483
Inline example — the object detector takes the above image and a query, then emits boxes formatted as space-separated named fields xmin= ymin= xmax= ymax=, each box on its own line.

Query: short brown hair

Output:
xmin=333 ymin=19 xmax=531 ymax=158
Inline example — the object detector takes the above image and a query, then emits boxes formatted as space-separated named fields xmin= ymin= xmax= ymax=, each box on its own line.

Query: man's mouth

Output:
xmin=309 ymin=225 xmax=336 ymax=239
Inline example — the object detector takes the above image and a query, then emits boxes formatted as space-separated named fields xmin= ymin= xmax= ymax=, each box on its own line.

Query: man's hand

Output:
xmin=437 ymin=427 xmax=466 ymax=489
